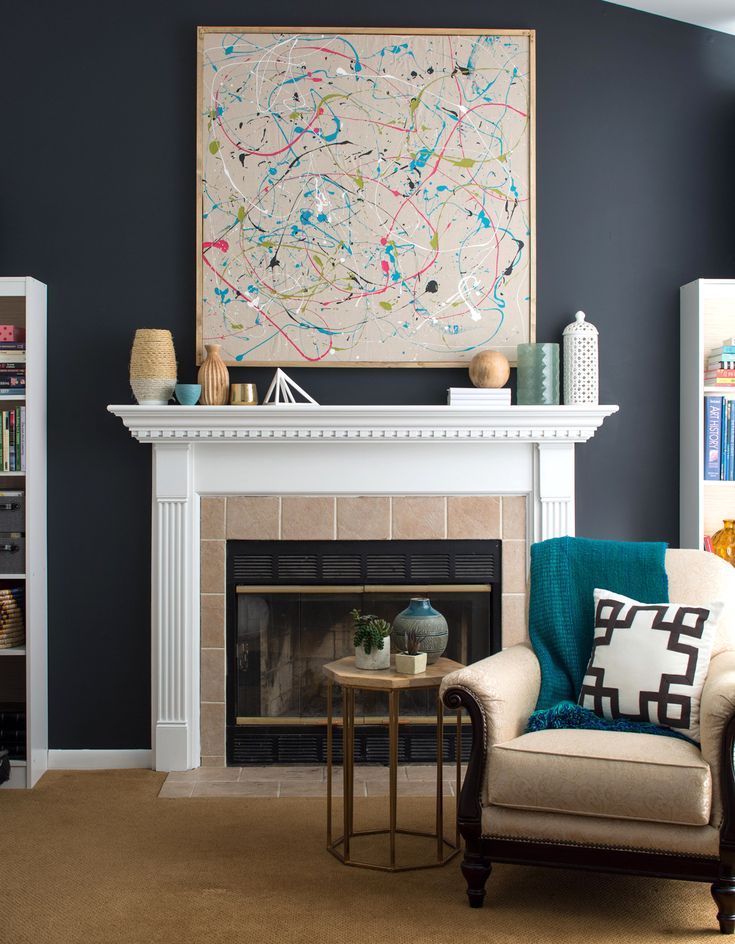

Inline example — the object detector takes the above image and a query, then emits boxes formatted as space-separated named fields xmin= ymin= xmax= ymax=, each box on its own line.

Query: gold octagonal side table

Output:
xmin=323 ymin=655 xmax=464 ymax=872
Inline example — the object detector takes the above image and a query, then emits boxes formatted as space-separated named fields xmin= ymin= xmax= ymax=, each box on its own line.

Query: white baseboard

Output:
xmin=47 ymin=750 xmax=153 ymax=770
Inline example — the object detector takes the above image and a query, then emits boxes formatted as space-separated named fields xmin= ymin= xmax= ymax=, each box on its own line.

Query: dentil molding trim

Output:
xmin=107 ymin=404 xmax=619 ymax=443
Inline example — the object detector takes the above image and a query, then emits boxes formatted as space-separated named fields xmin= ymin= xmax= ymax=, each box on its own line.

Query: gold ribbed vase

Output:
xmin=712 ymin=520 xmax=735 ymax=567
xmin=197 ymin=343 xmax=230 ymax=405
xmin=129 ymin=329 xmax=177 ymax=405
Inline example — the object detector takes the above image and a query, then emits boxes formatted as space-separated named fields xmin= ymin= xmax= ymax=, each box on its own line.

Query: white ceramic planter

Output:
xmin=354 ymin=643 xmax=390 ymax=670
xmin=394 ymin=652 xmax=428 ymax=675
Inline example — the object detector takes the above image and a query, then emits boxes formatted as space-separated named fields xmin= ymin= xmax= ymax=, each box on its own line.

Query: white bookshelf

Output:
xmin=680 ymin=279 xmax=735 ymax=549
xmin=0 ymin=277 xmax=47 ymax=789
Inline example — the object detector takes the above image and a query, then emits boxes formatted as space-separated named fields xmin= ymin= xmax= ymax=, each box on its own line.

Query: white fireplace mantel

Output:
xmin=108 ymin=403 xmax=618 ymax=771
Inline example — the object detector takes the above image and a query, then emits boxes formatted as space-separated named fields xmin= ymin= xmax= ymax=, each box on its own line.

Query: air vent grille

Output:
xmin=366 ymin=555 xmax=408 ymax=581
xmin=232 ymin=555 xmax=274 ymax=582
xmin=229 ymin=540 xmax=500 ymax=589
xmin=410 ymin=555 xmax=451 ymax=581
xmin=322 ymin=555 xmax=362 ymax=582
xmin=277 ymin=555 xmax=318 ymax=581
xmin=455 ymin=554 xmax=496 ymax=580
xmin=228 ymin=725 xmax=472 ymax=765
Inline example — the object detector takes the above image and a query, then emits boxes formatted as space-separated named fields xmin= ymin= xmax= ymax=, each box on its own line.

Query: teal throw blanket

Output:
xmin=529 ymin=536 xmax=669 ymax=711
xmin=527 ymin=701 xmax=696 ymax=745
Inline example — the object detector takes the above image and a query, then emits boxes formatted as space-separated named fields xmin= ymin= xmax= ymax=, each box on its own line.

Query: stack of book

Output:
xmin=0 ymin=325 xmax=25 ymax=397
xmin=0 ymin=586 xmax=24 ymax=650
xmin=447 ymin=387 xmax=512 ymax=406
xmin=0 ymin=407 xmax=25 ymax=472
xmin=705 ymin=339 xmax=735 ymax=387
xmin=704 ymin=396 xmax=735 ymax=479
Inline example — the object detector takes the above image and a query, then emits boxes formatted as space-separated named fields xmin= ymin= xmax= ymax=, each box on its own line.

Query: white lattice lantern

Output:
xmin=563 ymin=311 xmax=599 ymax=404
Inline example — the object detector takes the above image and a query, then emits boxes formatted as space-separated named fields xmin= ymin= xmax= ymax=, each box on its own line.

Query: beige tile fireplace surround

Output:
xmin=199 ymin=494 xmax=527 ymax=767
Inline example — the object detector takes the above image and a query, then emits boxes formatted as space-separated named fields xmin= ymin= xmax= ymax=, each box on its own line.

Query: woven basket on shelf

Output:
xmin=0 ymin=587 xmax=24 ymax=649
xmin=129 ymin=329 xmax=177 ymax=405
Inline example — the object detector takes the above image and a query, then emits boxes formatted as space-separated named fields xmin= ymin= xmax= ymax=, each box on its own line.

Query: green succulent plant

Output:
xmin=350 ymin=609 xmax=391 ymax=654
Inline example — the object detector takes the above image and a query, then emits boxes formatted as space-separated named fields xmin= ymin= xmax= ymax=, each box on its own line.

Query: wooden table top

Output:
xmin=322 ymin=656 xmax=464 ymax=691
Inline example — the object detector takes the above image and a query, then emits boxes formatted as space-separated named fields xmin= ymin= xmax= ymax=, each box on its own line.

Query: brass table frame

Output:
xmin=325 ymin=662 xmax=462 ymax=872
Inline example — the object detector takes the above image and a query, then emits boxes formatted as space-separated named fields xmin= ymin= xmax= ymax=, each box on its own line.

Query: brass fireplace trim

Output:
xmin=235 ymin=715 xmax=473 ymax=726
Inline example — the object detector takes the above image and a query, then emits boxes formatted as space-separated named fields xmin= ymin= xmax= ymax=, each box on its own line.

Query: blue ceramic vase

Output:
xmin=391 ymin=598 xmax=448 ymax=664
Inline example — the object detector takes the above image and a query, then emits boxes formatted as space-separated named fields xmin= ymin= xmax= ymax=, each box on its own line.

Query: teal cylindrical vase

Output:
xmin=516 ymin=343 xmax=560 ymax=405
xmin=391 ymin=598 xmax=448 ymax=664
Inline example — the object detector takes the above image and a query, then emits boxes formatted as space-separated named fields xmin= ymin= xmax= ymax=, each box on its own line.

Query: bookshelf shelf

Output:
xmin=0 ymin=278 xmax=46 ymax=791
xmin=681 ymin=279 xmax=735 ymax=549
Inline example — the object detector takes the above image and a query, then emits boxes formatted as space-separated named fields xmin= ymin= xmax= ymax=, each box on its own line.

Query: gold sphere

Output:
xmin=469 ymin=350 xmax=510 ymax=389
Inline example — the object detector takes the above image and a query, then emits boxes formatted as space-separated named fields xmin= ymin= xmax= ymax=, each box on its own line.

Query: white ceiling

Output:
xmin=602 ymin=1 xmax=735 ymax=36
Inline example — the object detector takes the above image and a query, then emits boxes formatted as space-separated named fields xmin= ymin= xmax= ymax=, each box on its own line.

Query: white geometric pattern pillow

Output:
xmin=578 ymin=589 xmax=723 ymax=742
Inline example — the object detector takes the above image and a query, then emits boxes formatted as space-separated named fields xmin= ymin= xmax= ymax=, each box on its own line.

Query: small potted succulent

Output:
xmin=351 ymin=609 xmax=391 ymax=670
xmin=394 ymin=628 xmax=428 ymax=675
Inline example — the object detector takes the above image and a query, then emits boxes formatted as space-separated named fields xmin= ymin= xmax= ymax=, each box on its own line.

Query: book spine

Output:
xmin=15 ymin=408 xmax=20 ymax=472
xmin=20 ymin=408 xmax=25 ymax=472
xmin=723 ymin=400 xmax=729 ymax=480
xmin=706 ymin=369 xmax=735 ymax=379
xmin=9 ymin=410 xmax=15 ymax=473
xmin=3 ymin=413 xmax=8 ymax=473
xmin=705 ymin=396 xmax=723 ymax=481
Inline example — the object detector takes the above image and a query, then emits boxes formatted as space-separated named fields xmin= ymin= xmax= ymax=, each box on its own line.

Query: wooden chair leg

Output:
xmin=461 ymin=852 xmax=492 ymax=908
xmin=712 ymin=880 xmax=735 ymax=934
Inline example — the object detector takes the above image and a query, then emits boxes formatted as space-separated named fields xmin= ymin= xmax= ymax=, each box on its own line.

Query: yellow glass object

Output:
xmin=712 ymin=520 xmax=735 ymax=566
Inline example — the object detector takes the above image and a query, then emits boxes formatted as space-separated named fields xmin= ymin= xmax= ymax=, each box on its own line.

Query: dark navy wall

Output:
xmin=1 ymin=1 xmax=733 ymax=749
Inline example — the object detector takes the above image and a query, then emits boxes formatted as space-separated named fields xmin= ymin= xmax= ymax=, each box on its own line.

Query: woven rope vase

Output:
xmin=197 ymin=343 xmax=230 ymax=405
xmin=129 ymin=329 xmax=177 ymax=405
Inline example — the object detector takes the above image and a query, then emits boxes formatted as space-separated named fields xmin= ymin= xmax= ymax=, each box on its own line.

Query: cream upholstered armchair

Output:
xmin=440 ymin=549 xmax=735 ymax=934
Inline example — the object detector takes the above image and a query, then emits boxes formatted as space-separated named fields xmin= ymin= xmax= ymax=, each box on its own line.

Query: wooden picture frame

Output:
xmin=197 ymin=27 xmax=536 ymax=367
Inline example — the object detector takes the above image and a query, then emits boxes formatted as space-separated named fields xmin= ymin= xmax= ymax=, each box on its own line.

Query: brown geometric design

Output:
xmin=579 ymin=598 xmax=711 ymax=732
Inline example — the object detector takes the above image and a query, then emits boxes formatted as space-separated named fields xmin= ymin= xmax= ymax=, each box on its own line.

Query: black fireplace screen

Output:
xmin=226 ymin=540 xmax=501 ymax=764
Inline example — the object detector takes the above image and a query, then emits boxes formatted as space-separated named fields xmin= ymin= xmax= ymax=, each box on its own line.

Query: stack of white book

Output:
xmin=447 ymin=387 xmax=512 ymax=406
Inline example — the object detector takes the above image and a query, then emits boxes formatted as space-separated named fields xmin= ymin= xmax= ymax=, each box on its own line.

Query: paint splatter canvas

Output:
xmin=197 ymin=29 xmax=535 ymax=366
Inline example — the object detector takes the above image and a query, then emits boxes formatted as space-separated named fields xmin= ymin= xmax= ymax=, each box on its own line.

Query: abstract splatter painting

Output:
xmin=197 ymin=28 xmax=535 ymax=366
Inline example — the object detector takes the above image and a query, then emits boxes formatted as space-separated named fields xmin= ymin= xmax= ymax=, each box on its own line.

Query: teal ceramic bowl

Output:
xmin=175 ymin=383 xmax=201 ymax=405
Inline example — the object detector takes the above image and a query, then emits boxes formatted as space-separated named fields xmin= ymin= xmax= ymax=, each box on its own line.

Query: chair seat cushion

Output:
xmin=486 ymin=729 xmax=711 ymax=826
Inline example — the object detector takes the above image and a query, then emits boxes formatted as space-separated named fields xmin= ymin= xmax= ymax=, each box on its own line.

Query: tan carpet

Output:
xmin=0 ymin=770 xmax=720 ymax=943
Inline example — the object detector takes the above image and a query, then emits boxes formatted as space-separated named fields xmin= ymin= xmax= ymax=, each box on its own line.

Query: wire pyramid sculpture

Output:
xmin=263 ymin=368 xmax=319 ymax=405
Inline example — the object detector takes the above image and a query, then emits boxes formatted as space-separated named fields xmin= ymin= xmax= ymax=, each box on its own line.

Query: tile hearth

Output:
xmin=159 ymin=764 xmax=465 ymax=799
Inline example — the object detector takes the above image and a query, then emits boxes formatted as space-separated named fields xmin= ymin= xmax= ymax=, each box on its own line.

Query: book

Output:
xmin=706 ymin=369 xmax=735 ymax=379
xmin=447 ymin=387 xmax=511 ymax=405
xmin=705 ymin=396 xmax=723 ymax=480
xmin=15 ymin=410 xmax=20 ymax=473
xmin=726 ymin=402 xmax=730 ymax=480
xmin=704 ymin=378 xmax=735 ymax=386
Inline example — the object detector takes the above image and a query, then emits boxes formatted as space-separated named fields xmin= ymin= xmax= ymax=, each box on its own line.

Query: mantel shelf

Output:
xmin=108 ymin=403 xmax=619 ymax=444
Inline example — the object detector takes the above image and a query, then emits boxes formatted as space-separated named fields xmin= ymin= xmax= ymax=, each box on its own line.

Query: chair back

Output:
xmin=666 ymin=548 xmax=735 ymax=654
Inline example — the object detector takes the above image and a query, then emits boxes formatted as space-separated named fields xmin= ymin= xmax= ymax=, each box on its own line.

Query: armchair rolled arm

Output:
xmin=440 ymin=644 xmax=541 ymax=747
xmin=700 ymin=651 xmax=735 ymax=840
xmin=441 ymin=645 xmax=541 ymax=839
